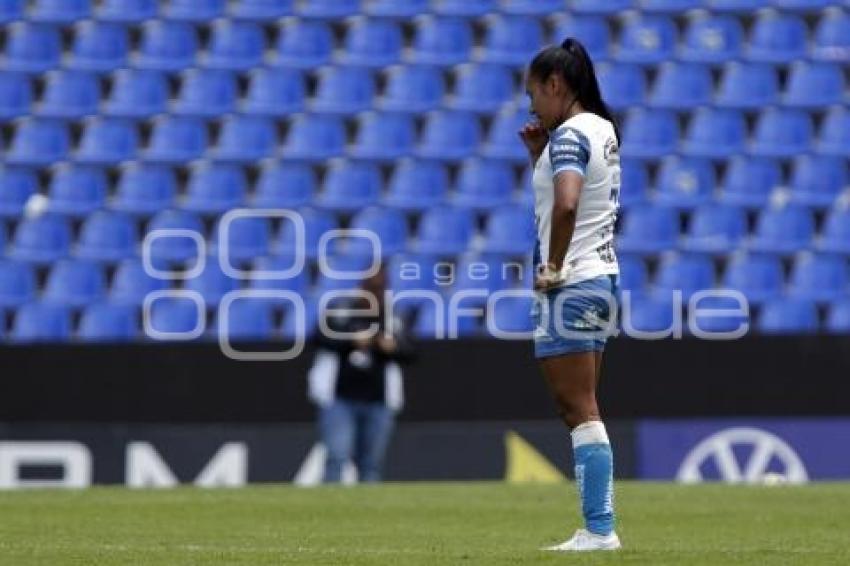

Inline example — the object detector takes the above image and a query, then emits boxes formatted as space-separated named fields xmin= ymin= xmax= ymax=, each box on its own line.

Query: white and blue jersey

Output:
xmin=532 ymin=112 xmax=621 ymax=287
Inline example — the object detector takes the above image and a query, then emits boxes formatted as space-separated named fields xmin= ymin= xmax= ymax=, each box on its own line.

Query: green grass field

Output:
xmin=1 ymin=482 xmax=848 ymax=565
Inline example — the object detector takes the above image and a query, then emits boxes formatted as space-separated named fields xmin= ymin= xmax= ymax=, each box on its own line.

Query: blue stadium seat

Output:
xmin=431 ymin=0 xmax=496 ymax=17
xmin=103 ymin=69 xmax=168 ymax=118
xmin=211 ymin=115 xmax=276 ymax=163
xmin=36 ymin=70 xmax=100 ymax=119
xmin=639 ymin=0 xmax=704 ymax=11
xmin=596 ymin=63 xmax=647 ymax=111
xmin=43 ymin=259 xmax=106 ymax=308
xmin=387 ymin=253 xmax=441 ymax=312
xmin=339 ymin=17 xmax=403 ymax=68
xmin=135 ymin=21 xmax=200 ymax=72
xmin=502 ymin=0 xmax=563 ymax=15
xmin=215 ymin=299 xmax=276 ymax=341
xmin=617 ymin=205 xmax=679 ymax=254
xmin=622 ymin=296 xmax=676 ymax=334
xmin=280 ymin=114 xmax=345 ymax=162
xmin=569 ymin=0 xmax=632 ymax=14
xmin=784 ymin=62 xmax=846 ymax=108
xmin=184 ymin=257 xmax=239 ymax=306
xmin=147 ymin=297 xmax=205 ymax=338
xmin=481 ymin=206 xmax=535 ymax=256
xmin=621 ymin=108 xmax=678 ymax=159
xmin=748 ymin=204 xmax=815 ymax=254
xmin=242 ymin=68 xmax=306 ymax=116
xmin=145 ymin=116 xmax=209 ymax=164
xmin=681 ymin=204 xmax=747 ymax=253
xmin=249 ymin=256 xmax=309 ymax=297
xmin=252 ymin=162 xmax=317 ymax=209
xmin=183 ymin=162 xmax=247 ymax=215
xmin=478 ymin=15 xmax=544 ymax=66
xmin=313 ymin=254 xmax=373 ymax=294
xmin=46 ymin=164 xmax=107 ymax=216
xmin=5 ymin=118 xmax=70 ymax=166
xmin=276 ymin=207 xmax=337 ymax=259
xmin=717 ymin=156 xmax=780 ymax=208
xmin=281 ymin=294 xmax=318 ymax=340
xmin=66 ymin=21 xmax=129 ymax=73
xmin=311 ymin=66 xmax=376 ymax=115
xmin=758 ymin=299 xmax=819 ymax=334
xmin=202 ymin=20 xmax=265 ymax=71
xmin=619 ymin=159 xmax=649 ymax=208
xmin=722 ymin=253 xmax=783 ymax=304
xmin=298 ymin=0 xmax=359 ymax=18
xmin=715 ymin=62 xmax=779 ymax=109
xmin=349 ymin=111 xmax=416 ymax=161
xmin=97 ymin=0 xmax=157 ymax=22
xmin=707 ymin=0 xmax=770 ymax=10
xmin=30 ymin=0 xmax=90 ymax=23
xmin=2 ymin=23 xmax=61 ymax=73
xmin=681 ymin=108 xmax=746 ymax=159
xmin=774 ymin=0 xmax=835 ymax=12
xmin=378 ymin=64 xmax=445 ymax=113
xmin=172 ymin=69 xmax=237 ymax=118
xmin=414 ymin=299 xmax=479 ymax=339
xmin=163 ymin=0 xmax=226 ymax=22
xmin=417 ymin=110 xmax=482 ymax=161
xmin=344 ymin=206 xmax=408 ymax=257
xmin=145 ymin=209 xmax=205 ymax=264
xmin=654 ymin=156 xmax=715 ymax=209
xmin=0 ymin=0 xmax=23 ymax=23
xmin=687 ymin=294 xmax=751 ymax=335
xmin=488 ymin=295 xmax=534 ymax=335
xmin=750 ymin=108 xmax=813 ymax=159
xmin=550 ymin=14 xmax=611 ymax=61
xmin=11 ymin=303 xmax=72 ymax=342
xmin=9 ymin=215 xmax=71 ymax=263
xmin=679 ymin=13 xmax=744 ymax=63
xmin=450 ymin=255 xmax=515 ymax=298
xmin=316 ymin=160 xmax=382 ymax=212
xmin=818 ymin=206 xmax=850 ymax=255
xmin=76 ymin=210 xmax=137 ymax=262
xmin=414 ymin=206 xmax=474 ymax=255
xmin=617 ymin=14 xmax=677 ymax=64
xmin=0 ymin=166 xmax=37 ymax=218
xmin=75 ymin=117 xmax=139 ymax=165
xmin=788 ymin=155 xmax=847 ymax=208
xmin=618 ymin=255 xmax=649 ymax=298
xmin=481 ymin=106 xmax=532 ymax=163
xmin=112 ymin=163 xmax=177 ymax=215
xmin=0 ymin=72 xmax=32 ymax=120
xmin=746 ymin=11 xmax=807 ymax=63
xmin=649 ymin=62 xmax=713 ymax=110
xmin=109 ymin=258 xmax=167 ymax=306
xmin=214 ymin=215 xmax=272 ymax=262
xmin=407 ymin=16 xmax=473 ymax=66
xmin=787 ymin=254 xmax=848 ymax=302
xmin=453 ymin=158 xmax=514 ymax=210
xmin=272 ymin=19 xmax=333 ymax=69
xmin=383 ymin=159 xmax=449 ymax=211
xmin=826 ymin=299 xmax=850 ymax=333
xmin=0 ymin=260 xmax=36 ymax=308
xmin=652 ymin=254 xmax=716 ymax=301
xmin=231 ymin=0 xmax=293 ymax=20
xmin=448 ymin=63 xmax=514 ymax=114
xmin=818 ymin=106 xmax=850 ymax=156
xmin=812 ymin=8 xmax=850 ymax=61
xmin=78 ymin=303 xmax=138 ymax=341
xmin=366 ymin=0 xmax=427 ymax=18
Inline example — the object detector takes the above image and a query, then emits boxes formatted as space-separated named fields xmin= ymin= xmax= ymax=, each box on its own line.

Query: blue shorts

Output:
xmin=531 ymin=274 xmax=619 ymax=359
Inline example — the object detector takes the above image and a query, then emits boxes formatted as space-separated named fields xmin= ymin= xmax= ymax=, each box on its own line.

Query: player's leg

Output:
xmin=318 ymin=400 xmax=356 ymax=483
xmin=353 ymin=401 xmax=395 ymax=483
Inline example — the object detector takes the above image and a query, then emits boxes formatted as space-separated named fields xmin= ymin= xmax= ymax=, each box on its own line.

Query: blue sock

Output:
xmin=571 ymin=421 xmax=615 ymax=536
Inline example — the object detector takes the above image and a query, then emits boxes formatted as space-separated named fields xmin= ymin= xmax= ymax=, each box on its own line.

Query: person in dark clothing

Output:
xmin=307 ymin=267 xmax=415 ymax=483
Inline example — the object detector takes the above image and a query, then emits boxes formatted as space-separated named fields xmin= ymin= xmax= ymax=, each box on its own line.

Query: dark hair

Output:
xmin=529 ymin=37 xmax=620 ymax=143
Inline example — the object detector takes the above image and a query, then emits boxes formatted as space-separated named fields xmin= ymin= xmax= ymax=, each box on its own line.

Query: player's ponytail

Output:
xmin=530 ymin=38 xmax=620 ymax=143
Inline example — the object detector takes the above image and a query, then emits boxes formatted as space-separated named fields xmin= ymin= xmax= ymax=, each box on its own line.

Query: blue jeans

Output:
xmin=319 ymin=400 xmax=395 ymax=483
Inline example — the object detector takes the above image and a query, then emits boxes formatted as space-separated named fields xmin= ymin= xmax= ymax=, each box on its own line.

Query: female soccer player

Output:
xmin=519 ymin=37 xmax=622 ymax=552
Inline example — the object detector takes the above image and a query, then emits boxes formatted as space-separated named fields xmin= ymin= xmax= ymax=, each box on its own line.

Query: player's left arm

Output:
xmin=546 ymin=127 xmax=589 ymax=273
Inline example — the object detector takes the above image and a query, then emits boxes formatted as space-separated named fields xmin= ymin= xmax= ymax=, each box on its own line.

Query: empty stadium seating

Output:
xmin=0 ymin=0 xmax=847 ymax=342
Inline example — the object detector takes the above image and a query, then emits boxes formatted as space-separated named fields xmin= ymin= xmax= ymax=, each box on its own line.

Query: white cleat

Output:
xmin=541 ymin=528 xmax=621 ymax=552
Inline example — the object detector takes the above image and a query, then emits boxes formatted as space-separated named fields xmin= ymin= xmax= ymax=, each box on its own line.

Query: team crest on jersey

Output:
xmin=604 ymin=137 xmax=619 ymax=164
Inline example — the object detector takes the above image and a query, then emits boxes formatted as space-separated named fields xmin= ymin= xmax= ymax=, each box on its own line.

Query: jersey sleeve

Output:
xmin=548 ymin=126 xmax=591 ymax=178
